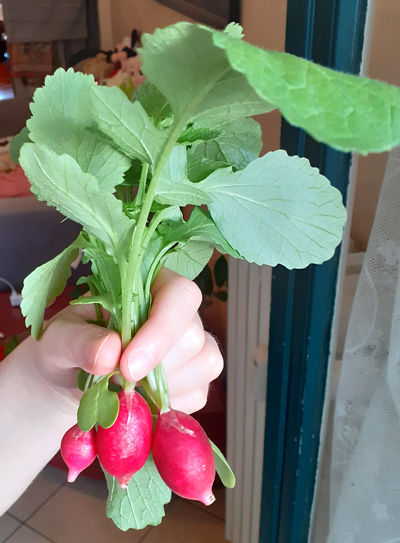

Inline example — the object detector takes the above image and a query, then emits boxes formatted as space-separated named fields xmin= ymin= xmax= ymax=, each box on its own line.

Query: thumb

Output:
xmin=40 ymin=303 xmax=121 ymax=376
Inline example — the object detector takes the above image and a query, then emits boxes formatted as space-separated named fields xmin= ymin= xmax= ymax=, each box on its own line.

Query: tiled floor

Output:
xmin=1 ymin=467 xmax=228 ymax=543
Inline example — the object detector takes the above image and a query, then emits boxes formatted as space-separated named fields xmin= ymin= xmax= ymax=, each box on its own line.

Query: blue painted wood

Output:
xmin=259 ymin=1 xmax=369 ymax=542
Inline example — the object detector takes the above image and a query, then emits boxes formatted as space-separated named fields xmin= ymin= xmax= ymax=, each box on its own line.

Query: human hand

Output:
xmin=20 ymin=268 xmax=223 ymax=415
xmin=120 ymin=268 xmax=224 ymax=413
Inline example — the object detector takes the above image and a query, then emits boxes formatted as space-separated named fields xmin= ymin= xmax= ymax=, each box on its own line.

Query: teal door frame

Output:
xmin=259 ymin=1 xmax=369 ymax=542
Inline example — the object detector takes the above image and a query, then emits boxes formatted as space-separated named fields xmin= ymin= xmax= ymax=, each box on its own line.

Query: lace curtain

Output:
xmin=327 ymin=145 xmax=400 ymax=542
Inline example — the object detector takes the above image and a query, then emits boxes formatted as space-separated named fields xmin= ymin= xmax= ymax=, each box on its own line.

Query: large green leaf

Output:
xmin=19 ymin=144 xmax=133 ymax=259
xmin=188 ymin=117 xmax=262 ymax=171
xmin=139 ymin=23 xmax=274 ymax=123
xmin=21 ymin=236 xmax=82 ymax=339
xmin=200 ymin=151 xmax=347 ymax=269
xmin=90 ymin=84 xmax=169 ymax=166
xmin=213 ymin=31 xmax=400 ymax=155
xmin=27 ymin=68 xmax=130 ymax=191
xmin=104 ymin=455 xmax=171 ymax=531
xmin=155 ymin=146 xmax=211 ymax=206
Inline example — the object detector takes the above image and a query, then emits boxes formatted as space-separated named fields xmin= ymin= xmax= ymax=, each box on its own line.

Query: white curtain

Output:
xmin=327 ymin=145 xmax=400 ymax=543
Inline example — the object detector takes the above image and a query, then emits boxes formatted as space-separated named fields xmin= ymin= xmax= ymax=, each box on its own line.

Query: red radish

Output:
xmin=152 ymin=409 xmax=216 ymax=505
xmin=60 ymin=424 xmax=97 ymax=483
xmin=96 ymin=389 xmax=153 ymax=489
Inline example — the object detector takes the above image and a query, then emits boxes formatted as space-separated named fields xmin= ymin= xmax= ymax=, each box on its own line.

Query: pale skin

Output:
xmin=0 ymin=268 xmax=223 ymax=516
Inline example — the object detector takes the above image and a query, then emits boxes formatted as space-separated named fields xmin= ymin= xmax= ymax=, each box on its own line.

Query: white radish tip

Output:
xmin=67 ymin=469 xmax=80 ymax=483
xmin=117 ymin=476 xmax=130 ymax=489
xmin=201 ymin=492 xmax=216 ymax=506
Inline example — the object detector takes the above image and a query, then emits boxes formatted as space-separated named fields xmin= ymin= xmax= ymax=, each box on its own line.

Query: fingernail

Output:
xmin=128 ymin=351 xmax=152 ymax=381
xmin=93 ymin=333 xmax=111 ymax=367
xmin=85 ymin=331 xmax=110 ymax=368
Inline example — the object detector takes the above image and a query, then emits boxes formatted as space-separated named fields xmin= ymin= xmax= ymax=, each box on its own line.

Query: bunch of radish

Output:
xmin=17 ymin=11 xmax=400 ymax=531
xmin=61 ymin=388 xmax=216 ymax=505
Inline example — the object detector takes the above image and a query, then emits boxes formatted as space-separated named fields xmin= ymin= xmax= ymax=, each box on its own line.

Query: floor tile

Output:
xmin=0 ymin=513 xmax=21 ymax=542
xmin=8 ymin=467 xmax=66 ymax=521
xmin=58 ymin=474 xmax=108 ymax=501
xmin=27 ymin=477 xmax=150 ymax=543
xmin=189 ymin=487 xmax=226 ymax=520
xmin=5 ymin=525 xmax=54 ymax=543
xmin=142 ymin=499 xmax=228 ymax=543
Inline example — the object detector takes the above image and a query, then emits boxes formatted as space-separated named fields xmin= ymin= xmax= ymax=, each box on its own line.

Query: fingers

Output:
xmin=166 ymin=333 xmax=223 ymax=397
xmin=161 ymin=314 xmax=205 ymax=375
xmin=120 ymin=268 xmax=202 ymax=382
xmin=170 ymin=386 xmax=209 ymax=414
xmin=40 ymin=303 xmax=121 ymax=376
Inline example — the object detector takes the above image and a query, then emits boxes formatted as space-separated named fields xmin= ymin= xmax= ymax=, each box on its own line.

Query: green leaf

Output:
xmin=141 ymin=231 xmax=168 ymax=284
xmin=70 ymin=292 xmax=116 ymax=315
xmin=214 ymin=255 xmax=228 ymax=287
xmin=83 ymin=246 xmax=122 ymax=321
xmin=76 ymin=275 xmax=104 ymax=295
xmin=200 ymin=151 xmax=347 ymax=269
xmin=162 ymin=239 xmax=214 ymax=280
xmin=132 ymin=80 xmax=173 ymax=129
xmin=19 ymin=144 xmax=134 ymax=259
xmin=27 ymin=68 xmax=130 ymax=191
xmin=90 ymin=84 xmax=169 ymax=165
xmin=187 ymin=156 xmax=229 ymax=183
xmin=77 ymin=369 xmax=90 ymax=392
xmin=140 ymin=23 xmax=274 ymax=123
xmin=224 ymin=22 xmax=244 ymax=40
xmin=119 ymin=75 xmax=136 ymax=100
xmin=83 ymin=247 xmax=121 ymax=293
xmin=21 ymin=235 xmax=82 ymax=339
xmin=104 ymin=455 xmax=171 ymax=531
xmin=159 ymin=206 xmax=241 ymax=258
xmin=121 ymin=159 xmax=143 ymax=186
xmin=155 ymin=146 xmax=211 ymax=206
xmin=77 ymin=377 xmax=120 ymax=431
xmin=188 ymin=117 xmax=262 ymax=172
xmin=84 ymin=126 xmax=130 ymax=159
xmin=178 ymin=125 xmax=223 ymax=145
xmin=9 ymin=126 xmax=31 ymax=164
xmin=149 ymin=204 xmax=220 ymax=283
xmin=210 ymin=440 xmax=235 ymax=488
xmin=213 ymin=31 xmax=400 ymax=154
